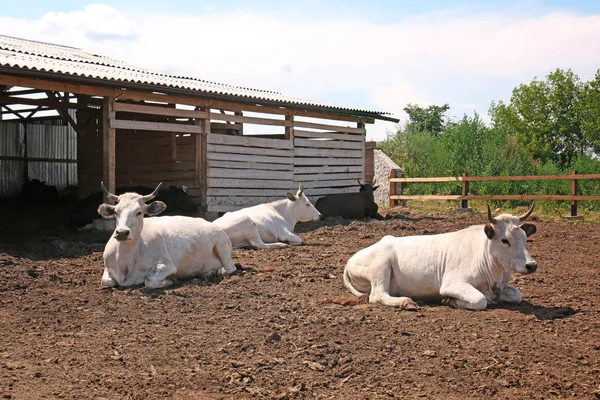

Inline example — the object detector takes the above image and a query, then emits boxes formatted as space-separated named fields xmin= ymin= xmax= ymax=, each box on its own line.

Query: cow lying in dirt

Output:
xmin=98 ymin=183 xmax=236 ymax=288
xmin=213 ymin=184 xmax=321 ymax=249
xmin=315 ymin=181 xmax=380 ymax=219
xmin=343 ymin=204 xmax=538 ymax=310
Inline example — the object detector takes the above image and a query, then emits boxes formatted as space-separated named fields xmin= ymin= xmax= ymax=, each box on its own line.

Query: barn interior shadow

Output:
xmin=488 ymin=300 xmax=576 ymax=320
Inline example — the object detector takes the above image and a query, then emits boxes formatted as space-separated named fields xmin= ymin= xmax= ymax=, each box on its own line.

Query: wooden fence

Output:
xmin=388 ymin=170 xmax=600 ymax=217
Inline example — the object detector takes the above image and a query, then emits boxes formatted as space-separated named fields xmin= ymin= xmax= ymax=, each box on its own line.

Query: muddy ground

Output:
xmin=0 ymin=203 xmax=599 ymax=399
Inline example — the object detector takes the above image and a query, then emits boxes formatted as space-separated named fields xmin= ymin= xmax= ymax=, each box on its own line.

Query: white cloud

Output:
xmin=1 ymin=4 xmax=600 ymax=141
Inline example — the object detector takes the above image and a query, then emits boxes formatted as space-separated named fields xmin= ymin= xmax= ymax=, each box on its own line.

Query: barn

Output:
xmin=0 ymin=35 xmax=397 ymax=218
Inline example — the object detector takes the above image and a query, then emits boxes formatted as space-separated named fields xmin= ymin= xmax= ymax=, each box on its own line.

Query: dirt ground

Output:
xmin=1 ymin=203 xmax=599 ymax=399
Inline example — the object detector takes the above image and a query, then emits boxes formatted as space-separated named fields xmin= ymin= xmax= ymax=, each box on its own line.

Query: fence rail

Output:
xmin=388 ymin=170 xmax=600 ymax=217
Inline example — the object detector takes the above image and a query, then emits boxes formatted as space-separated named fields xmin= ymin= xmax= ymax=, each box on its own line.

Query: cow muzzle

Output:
xmin=114 ymin=228 xmax=131 ymax=241
xmin=525 ymin=261 xmax=538 ymax=273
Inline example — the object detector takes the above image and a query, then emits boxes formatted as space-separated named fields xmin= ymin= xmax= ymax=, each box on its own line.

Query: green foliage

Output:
xmin=378 ymin=84 xmax=600 ymax=213
xmin=490 ymin=68 xmax=597 ymax=167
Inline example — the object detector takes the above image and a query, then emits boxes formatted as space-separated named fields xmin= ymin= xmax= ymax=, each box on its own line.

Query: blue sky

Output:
xmin=2 ymin=1 xmax=600 ymax=139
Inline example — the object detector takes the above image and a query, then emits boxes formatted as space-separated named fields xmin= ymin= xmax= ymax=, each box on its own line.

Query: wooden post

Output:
xmin=389 ymin=169 xmax=403 ymax=207
xmin=102 ymin=96 xmax=116 ymax=204
xmin=358 ymin=122 xmax=366 ymax=183
xmin=461 ymin=172 xmax=469 ymax=209
xmin=235 ymin=111 xmax=243 ymax=135
xmin=22 ymin=121 xmax=28 ymax=181
xmin=571 ymin=170 xmax=578 ymax=217
xmin=195 ymin=109 xmax=209 ymax=209
xmin=285 ymin=114 xmax=294 ymax=139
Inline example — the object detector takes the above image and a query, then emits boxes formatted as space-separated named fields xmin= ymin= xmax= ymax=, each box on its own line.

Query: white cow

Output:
xmin=213 ymin=184 xmax=321 ymax=249
xmin=98 ymin=182 xmax=237 ymax=288
xmin=343 ymin=204 xmax=538 ymax=310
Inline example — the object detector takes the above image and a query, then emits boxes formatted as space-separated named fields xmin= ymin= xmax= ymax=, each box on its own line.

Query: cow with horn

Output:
xmin=343 ymin=203 xmax=538 ymax=310
xmin=98 ymin=182 xmax=237 ymax=288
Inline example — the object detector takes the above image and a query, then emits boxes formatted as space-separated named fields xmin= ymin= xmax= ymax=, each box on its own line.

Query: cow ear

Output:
xmin=146 ymin=201 xmax=167 ymax=216
xmin=372 ymin=185 xmax=379 ymax=191
xmin=98 ymin=204 xmax=116 ymax=219
xmin=286 ymin=192 xmax=296 ymax=202
xmin=484 ymin=223 xmax=495 ymax=239
xmin=521 ymin=223 xmax=537 ymax=237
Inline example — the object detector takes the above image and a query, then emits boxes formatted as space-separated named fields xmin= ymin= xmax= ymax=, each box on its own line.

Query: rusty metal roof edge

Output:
xmin=0 ymin=67 xmax=399 ymax=122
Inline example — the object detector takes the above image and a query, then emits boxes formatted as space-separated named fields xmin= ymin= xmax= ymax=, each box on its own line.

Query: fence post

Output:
xmin=571 ymin=170 xmax=578 ymax=217
xmin=388 ymin=169 xmax=403 ymax=208
xmin=389 ymin=170 xmax=396 ymax=208
xmin=461 ymin=172 xmax=469 ymax=209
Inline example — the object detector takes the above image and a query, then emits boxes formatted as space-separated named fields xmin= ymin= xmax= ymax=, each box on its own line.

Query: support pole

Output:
xmin=461 ymin=172 xmax=469 ymax=209
xmin=102 ymin=96 xmax=116 ymax=204
xmin=571 ymin=170 xmax=578 ymax=217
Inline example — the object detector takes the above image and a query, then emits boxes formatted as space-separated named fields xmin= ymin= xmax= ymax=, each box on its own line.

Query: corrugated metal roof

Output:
xmin=0 ymin=35 xmax=395 ymax=119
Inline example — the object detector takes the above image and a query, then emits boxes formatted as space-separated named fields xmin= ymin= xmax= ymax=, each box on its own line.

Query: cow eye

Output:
xmin=501 ymin=239 xmax=510 ymax=246
xmin=136 ymin=211 xmax=142 ymax=216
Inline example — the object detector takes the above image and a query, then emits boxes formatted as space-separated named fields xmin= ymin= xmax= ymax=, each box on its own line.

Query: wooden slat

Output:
xmin=294 ymin=165 xmax=363 ymax=174
xmin=207 ymin=188 xmax=292 ymax=197
xmin=207 ymin=133 xmax=292 ymax=149
xmin=208 ymin=160 xmax=293 ymax=171
xmin=389 ymin=173 xmax=600 ymax=183
xmin=305 ymin=187 xmax=360 ymax=196
xmin=207 ymin=167 xmax=293 ymax=180
xmin=294 ymin=138 xmax=363 ymax=150
xmin=207 ymin=152 xmax=293 ymax=165
xmin=293 ymin=120 xmax=366 ymax=134
xmin=0 ymin=156 xmax=76 ymax=163
xmin=113 ymin=102 xmax=210 ymax=119
xmin=293 ymin=129 xmax=364 ymax=142
xmin=390 ymin=194 xmax=600 ymax=201
xmin=293 ymin=157 xmax=363 ymax=166
xmin=296 ymin=179 xmax=361 ymax=189
xmin=117 ymin=170 xmax=196 ymax=182
xmin=207 ymin=196 xmax=281 ymax=207
xmin=111 ymin=119 xmax=203 ymax=134
xmin=294 ymin=172 xmax=363 ymax=182
xmin=209 ymin=112 xmax=290 ymax=127
xmin=207 ymin=143 xmax=293 ymax=158
xmin=208 ymin=178 xmax=293 ymax=189
xmin=294 ymin=147 xmax=362 ymax=158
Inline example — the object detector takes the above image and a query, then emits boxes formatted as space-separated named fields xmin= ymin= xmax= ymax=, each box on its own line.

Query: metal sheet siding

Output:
xmin=0 ymin=35 xmax=391 ymax=116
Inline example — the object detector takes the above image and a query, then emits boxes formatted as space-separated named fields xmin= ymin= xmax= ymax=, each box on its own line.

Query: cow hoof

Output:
xmin=402 ymin=300 xmax=418 ymax=311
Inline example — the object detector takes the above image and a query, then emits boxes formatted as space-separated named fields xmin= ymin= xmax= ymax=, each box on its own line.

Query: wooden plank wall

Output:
xmin=206 ymin=134 xmax=294 ymax=212
xmin=293 ymin=129 xmax=365 ymax=196
xmin=77 ymin=107 xmax=198 ymax=198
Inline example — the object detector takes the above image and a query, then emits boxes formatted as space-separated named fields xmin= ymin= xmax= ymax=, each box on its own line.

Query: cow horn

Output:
xmin=487 ymin=204 xmax=497 ymax=224
xmin=101 ymin=181 xmax=119 ymax=202
xmin=298 ymin=183 xmax=304 ymax=195
xmin=142 ymin=182 xmax=163 ymax=202
xmin=357 ymin=179 xmax=362 ymax=186
xmin=518 ymin=202 xmax=535 ymax=222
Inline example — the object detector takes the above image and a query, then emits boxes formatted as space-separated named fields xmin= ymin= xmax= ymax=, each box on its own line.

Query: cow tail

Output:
xmin=343 ymin=266 xmax=365 ymax=297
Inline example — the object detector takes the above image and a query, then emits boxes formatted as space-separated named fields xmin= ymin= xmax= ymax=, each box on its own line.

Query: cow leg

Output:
xmin=214 ymin=240 xmax=238 ymax=275
xmin=500 ymin=284 xmax=522 ymax=303
xmin=368 ymin=267 xmax=418 ymax=310
xmin=145 ymin=262 xmax=177 ymax=289
xmin=101 ymin=268 xmax=117 ymax=287
xmin=278 ymin=230 xmax=303 ymax=245
xmin=246 ymin=227 xmax=288 ymax=249
xmin=440 ymin=282 xmax=487 ymax=310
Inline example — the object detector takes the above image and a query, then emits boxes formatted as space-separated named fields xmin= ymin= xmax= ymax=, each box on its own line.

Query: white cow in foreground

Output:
xmin=98 ymin=182 xmax=236 ymax=288
xmin=344 ymin=204 xmax=538 ymax=310
xmin=213 ymin=184 xmax=321 ymax=249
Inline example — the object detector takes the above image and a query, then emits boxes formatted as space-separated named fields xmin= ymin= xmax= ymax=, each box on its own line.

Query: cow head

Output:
xmin=357 ymin=179 xmax=379 ymax=193
xmin=484 ymin=203 xmax=537 ymax=274
xmin=97 ymin=182 xmax=167 ymax=242
xmin=285 ymin=183 xmax=322 ymax=222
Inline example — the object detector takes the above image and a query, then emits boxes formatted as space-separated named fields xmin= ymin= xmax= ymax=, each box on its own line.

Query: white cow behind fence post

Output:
xmin=343 ymin=204 xmax=538 ymax=310
xmin=98 ymin=182 xmax=237 ymax=288
xmin=213 ymin=184 xmax=321 ymax=249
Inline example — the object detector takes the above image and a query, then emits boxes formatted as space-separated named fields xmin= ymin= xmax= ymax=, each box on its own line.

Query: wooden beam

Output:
xmin=103 ymin=96 xmax=116 ymax=204
xmin=1 ymin=104 xmax=25 ymax=120
xmin=113 ymin=102 xmax=210 ymax=119
xmin=110 ymin=119 xmax=204 ymax=134
xmin=0 ymin=95 xmax=86 ymax=109
xmin=0 ymin=74 xmax=380 ymax=123
xmin=285 ymin=114 xmax=294 ymax=139
xmin=45 ymin=91 xmax=82 ymax=136
xmin=235 ymin=111 xmax=243 ymax=135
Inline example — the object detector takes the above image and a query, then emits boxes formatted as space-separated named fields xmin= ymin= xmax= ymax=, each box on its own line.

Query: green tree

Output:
xmin=490 ymin=69 xmax=586 ymax=167
xmin=403 ymin=103 xmax=450 ymax=136
xmin=578 ymin=70 xmax=600 ymax=154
